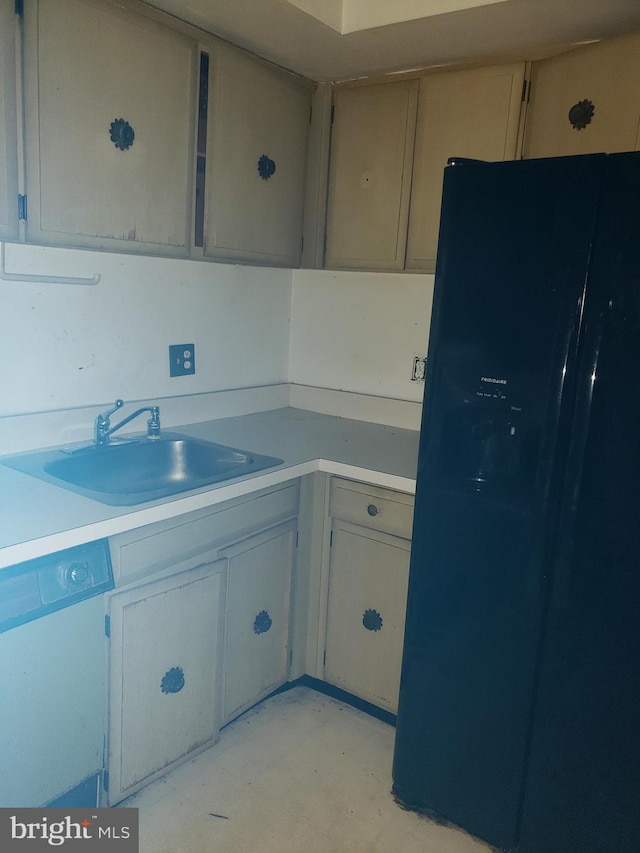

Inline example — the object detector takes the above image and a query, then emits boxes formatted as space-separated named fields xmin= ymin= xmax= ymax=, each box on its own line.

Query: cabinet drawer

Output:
xmin=110 ymin=481 xmax=299 ymax=585
xmin=329 ymin=478 xmax=414 ymax=540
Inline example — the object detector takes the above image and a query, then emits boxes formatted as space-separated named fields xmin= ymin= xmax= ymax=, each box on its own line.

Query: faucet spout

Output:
xmin=95 ymin=401 xmax=161 ymax=444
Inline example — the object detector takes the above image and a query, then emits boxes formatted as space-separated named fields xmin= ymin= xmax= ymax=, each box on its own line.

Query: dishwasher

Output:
xmin=0 ymin=540 xmax=113 ymax=807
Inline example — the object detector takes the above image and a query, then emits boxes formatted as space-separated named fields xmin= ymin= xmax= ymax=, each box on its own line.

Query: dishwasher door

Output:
xmin=0 ymin=594 xmax=106 ymax=806
xmin=0 ymin=541 xmax=112 ymax=807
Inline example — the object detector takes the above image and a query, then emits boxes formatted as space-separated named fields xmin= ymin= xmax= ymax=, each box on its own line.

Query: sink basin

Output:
xmin=3 ymin=432 xmax=284 ymax=506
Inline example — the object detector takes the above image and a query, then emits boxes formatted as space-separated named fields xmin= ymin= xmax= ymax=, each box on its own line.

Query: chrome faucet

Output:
xmin=94 ymin=399 xmax=161 ymax=445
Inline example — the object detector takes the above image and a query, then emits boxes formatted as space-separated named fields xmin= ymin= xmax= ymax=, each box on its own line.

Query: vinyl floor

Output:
xmin=119 ymin=685 xmax=492 ymax=853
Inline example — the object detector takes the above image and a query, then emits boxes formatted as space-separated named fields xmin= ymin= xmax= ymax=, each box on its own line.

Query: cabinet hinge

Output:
xmin=17 ymin=194 xmax=27 ymax=221
xmin=329 ymin=529 xmax=333 ymax=547
xmin=330 ymin=104 xmax=335 ymax=124
xmin=289 ymin=649 xmax=293 ymax=666
xmin=104 ymin=614 xmax=110 ymax=638
xmin=323 ymin=649 xmax=326 ymax=666
xmin=15 ymin=0 xmax=24 ymax=17
xmin=522 ymin=79 xmax=531 ymax=104
xmin=295 ymin=530 xmax=299 ymax=548
xmin=103 ymin=770 xmax=109 ymax=793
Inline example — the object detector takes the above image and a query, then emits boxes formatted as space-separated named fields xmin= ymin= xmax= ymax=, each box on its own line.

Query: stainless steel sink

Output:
xmin=2 ymin=432 xmax=284 ymax=506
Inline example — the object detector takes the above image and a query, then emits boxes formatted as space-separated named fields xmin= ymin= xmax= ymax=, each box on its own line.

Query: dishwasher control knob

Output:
xmin=66 ymin=562 xmax=90 ymax=586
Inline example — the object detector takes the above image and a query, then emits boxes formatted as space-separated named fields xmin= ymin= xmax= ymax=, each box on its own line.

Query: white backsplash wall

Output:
xmin=0 ymin=243 xmax=292 ymax=417
xmin=1 ymin=245 xmax=434 ymax=445
xmin=289 ymin=269 xmax=434 ymax=402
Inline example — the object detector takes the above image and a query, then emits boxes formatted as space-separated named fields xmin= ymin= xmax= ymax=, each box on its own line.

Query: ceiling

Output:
xmin=144 ymin=0 xmax=640 ymax=82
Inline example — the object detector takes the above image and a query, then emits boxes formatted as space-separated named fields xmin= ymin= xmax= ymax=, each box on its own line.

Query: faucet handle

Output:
xmin=95 ymin=400 xmax=125 ymax=444
xmin=98 ymin=399 xmax=124 ymax=423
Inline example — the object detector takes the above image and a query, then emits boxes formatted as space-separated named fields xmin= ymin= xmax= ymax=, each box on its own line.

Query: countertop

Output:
xmin=0 ymin=407 xmax=419 ymax=569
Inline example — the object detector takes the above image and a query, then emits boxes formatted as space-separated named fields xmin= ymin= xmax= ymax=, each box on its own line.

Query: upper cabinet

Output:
xmin=0 ymin=0 xmax=18 ymax=242
xmin=406 ymin=64 xmax=524 ymax=272
xmin=204 ymin=43 xmax=312 ymax=267
xmin=523 ymin=32 xmax=640 ymax=159
xmin=18 ymin=0 xmax=312 ymax=266
xmin=324 ymin=64 xmax=525 ymax=273
xmin=23 ymin=0 xmax=197 ymax=256
xmin=325 ymin=80 xmax=418 ymax=271
xmin=5 ymin=2 xmax=639 ymax=269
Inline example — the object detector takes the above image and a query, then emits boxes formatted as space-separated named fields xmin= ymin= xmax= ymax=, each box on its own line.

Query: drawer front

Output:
xmin=110 ymin=481 xmax=299 ymax=585
xmin=329 ymin=477 xmax=414 ymax=540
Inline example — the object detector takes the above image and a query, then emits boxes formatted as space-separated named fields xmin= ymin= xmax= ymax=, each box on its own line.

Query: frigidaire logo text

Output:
xmin=10 ymin=815 xmax=132 ymax=846
xmin=481 ymin=376 xmax=508 ymax=385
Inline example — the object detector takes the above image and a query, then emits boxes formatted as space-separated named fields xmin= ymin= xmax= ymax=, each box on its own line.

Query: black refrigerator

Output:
xmin=392 ymin=152 xmax=640 ymax=853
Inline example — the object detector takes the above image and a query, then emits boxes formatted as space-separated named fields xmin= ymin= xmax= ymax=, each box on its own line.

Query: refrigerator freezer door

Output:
xmin=517 ymin=152 xmax=640 ymax=853
xmin=392 ymin=154 xmax=606 ymax=850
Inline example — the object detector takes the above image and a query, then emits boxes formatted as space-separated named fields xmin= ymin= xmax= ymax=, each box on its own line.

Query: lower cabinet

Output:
xmin=222 ymin=520 xmax=297 ymax=723
xmin=105 ymin=481 xmax=299 ymax=804
xmin=104 ymin=473 xmax=415 ymax=803
xmin=323 ymin=478 xmax=413 ymax=714
xmin=324 ymin=521 xmax=410 ymax=714
xmin=106 ymin=554 xmax=226 ymax=805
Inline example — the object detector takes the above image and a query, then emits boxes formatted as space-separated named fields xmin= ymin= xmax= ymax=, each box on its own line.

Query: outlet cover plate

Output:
xmin=169 ymin=344 xmax=195 ymax=377
xmin=411 ymin=356 xmax=426 ymax=382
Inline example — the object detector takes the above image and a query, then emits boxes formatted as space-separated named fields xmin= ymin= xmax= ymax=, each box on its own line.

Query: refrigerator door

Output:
xmin=392 ymin=155 xmax=606 ymax=850
xmin=517 ymin=152 xmax=640 ymax=853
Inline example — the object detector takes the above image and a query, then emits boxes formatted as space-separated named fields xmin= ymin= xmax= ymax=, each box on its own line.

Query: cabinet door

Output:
xmin=324 ymin=520 xmax=410 ymax=713
xmin=107 ymin=556 xmax=225 ymax=804
xmin=406 ymin=63 xmax=525 ymax=272
xmin=325 ymin=80 xmax=418 ymax=270
xmin=0 ymin=0 xmax=18 ymax=242
xmin=205 ymin=43 xmax=311 ymax=267
xmin=23 ymin=0 xmax=197 ymax=256
xmin=524 ymin=32 xmax=640 ymax=160
xmin=222 ymin=521 xmax=296 ymax=722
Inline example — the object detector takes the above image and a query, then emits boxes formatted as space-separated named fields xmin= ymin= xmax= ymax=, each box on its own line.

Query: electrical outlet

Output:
xmin=411 ymin=356 xmax=426 ymax=382
xmin=169 ymin=344 xmax=195 ymax=377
